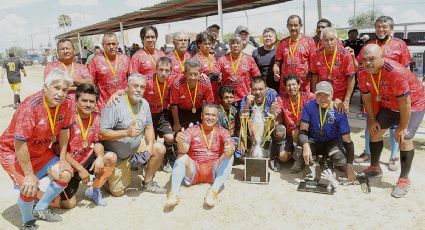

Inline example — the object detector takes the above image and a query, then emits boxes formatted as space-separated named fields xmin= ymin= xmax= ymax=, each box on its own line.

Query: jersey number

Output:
xmin=7 ymin=62 xmax=16 ymax=71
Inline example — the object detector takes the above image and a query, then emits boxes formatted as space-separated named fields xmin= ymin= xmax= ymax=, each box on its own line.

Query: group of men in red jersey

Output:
xmin=0 ymin=13 xmax=424 ymax=229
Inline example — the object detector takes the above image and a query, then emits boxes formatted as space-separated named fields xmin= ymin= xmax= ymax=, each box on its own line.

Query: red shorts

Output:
xmin=191 ymin=161 xmax=215 ymax=184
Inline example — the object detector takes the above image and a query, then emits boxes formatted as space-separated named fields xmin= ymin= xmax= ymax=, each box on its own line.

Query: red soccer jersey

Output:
xmin=192 ymin=52 xmax=220 ymax=102
xmin=0 ymin=91 xmax=72 ymax=174
xmin=310 ymin=47 xmax=355 ymax=101
xmin=356 ymin=37 xmax=412 ymax=66
xmin=129 ymin=48 xmax=166 ymax=76
xmin=88 ymin=53 xmax=130 ymax=111
xmin=170 ymin=75 xmax=214 ymax=110
xmin=276 ymin=92 xmax=315 ymax=136
xmin=358 ymin=59 xmax=425 ymax=112
xmin=166 ymin=51 xmax=192 ymax=80
xmin=144 ymin=73 xmax=172 ymax=114
xmin=183 ymin=125 xmax=231 ymax=164
xmin=275 ymin=35 xmax=316 ymax=93
xmin=68 ymin=111 xmax=100 ymax=164
xmin=44 ymin=61 xmax=92 ymax=81
xmin=215 ymin=53 xmax=260 ymax=102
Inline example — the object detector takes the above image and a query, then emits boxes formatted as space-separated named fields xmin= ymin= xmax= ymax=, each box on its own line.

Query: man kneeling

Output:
xmin=166 ymin=103 xmax=235 ymax=207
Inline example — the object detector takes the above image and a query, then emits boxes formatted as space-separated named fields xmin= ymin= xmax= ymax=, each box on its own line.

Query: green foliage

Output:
xmin=348 ymin=10 xmax=383 ymax=28
xmin=58 ymin=15 xmax=72 ymax=29
xmin=6 ymin=46 xmax=28 ymax=57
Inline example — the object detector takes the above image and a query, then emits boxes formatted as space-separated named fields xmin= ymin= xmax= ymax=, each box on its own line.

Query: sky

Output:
xmin=1 ymin=0 xmax=425 ymax=53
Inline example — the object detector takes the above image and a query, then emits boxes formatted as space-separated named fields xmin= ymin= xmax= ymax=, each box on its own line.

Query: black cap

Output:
xmin=208 ymin=24 xmax=220 ymax=30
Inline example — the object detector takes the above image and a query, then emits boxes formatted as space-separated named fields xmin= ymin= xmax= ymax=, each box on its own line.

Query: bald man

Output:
xmin=357 ymin=44 xmax=425 ymax=198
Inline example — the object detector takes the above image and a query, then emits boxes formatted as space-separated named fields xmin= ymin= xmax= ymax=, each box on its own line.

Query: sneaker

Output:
xmin=269 ymin=159 xmax=281 ymax=172
xmin=354 ymin=152 xmax=371 ymax=163
xmin=165 ymin=192 xmax=180 ymax=207
xmin=32 ymin=209 xmax=62 ymax=222
xmin=85 ymin=188 xmax=107 ymax=206
xmin=204 ymin=188 xmax=218 ymax=207
xmin=289 ymin=159 xmax=304 ymax=174
xmin=142 ymin=181 xmax=167 ymax=194
xmin=391 ymin=178 xmax=411 ymax=198
xmin=363 ymin=166 xmax=383 ymax=178
xmin=162 ymin=161 xmax=173 ymax=173
xmin=388 ymin=157 xmax=400 ymax=171
xmin=22 ymin=220 xmax=37 ymax=230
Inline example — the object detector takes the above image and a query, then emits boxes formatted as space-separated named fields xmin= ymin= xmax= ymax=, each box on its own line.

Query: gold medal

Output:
xmin=376 ymin=95 xmax=381 ymax=102
xmin=82 ymin=140 xmax=88 ymax=148
xmin=230 ymin=53 xmax=241 ymax=81
xmin=113 ymin=77 xmax=118 ymax=84
xmin=187 ymin=81 xmax=198 ymax=114
xmin=192 ymin=108 xmax=197 ymax=113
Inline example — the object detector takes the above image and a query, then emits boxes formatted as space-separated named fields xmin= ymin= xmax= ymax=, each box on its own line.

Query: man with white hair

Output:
xmin=0 ymin=69 xmax=74 ymax=229
xmin=235 ymin=25 xmax=256 ymax=56
xmin=167 ymin=32 xmax=192 ymax=80
xmin=310 ymin=27 xmax=355 ymax=113
xmin=99 ymin=73 xmax=167 ymax=196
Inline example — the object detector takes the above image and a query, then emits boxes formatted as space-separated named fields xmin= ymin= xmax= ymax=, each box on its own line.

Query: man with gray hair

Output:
xmin=0 ymin=68 xmax=74 ymax=229
xmin=167 ymin=32 xmax=192 ymax=80
xmin=99 ymin=73 xmax=167 ymax=196
xmin=235 ymin=25 xmax=257 ymax=56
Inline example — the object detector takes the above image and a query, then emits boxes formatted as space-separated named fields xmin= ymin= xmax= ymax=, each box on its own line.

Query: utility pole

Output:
xmin=47 ymin=27 xmax=51 ymax=50
xmin=303 ymin=0 xmax=306 ymax=34
xmin=244 ymin=11 xmax=249 ymax=29
xmin=317 ymin=0 xmax=322 ymax=20
xmin=353 ymin=0 xmax=356 ymax=27
xmin=30 ymin=34 xmax=34 ymax=54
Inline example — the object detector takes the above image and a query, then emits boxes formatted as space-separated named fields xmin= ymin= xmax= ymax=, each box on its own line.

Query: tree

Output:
xmin=7 ymin=46 xmax=28 ymax=57
xmin=58 ymin=15 xmax=72 ymax=30
xmin=348 ymin=10 xmax=383 ymax=28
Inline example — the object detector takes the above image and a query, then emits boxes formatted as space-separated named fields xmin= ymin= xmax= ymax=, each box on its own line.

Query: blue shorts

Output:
xmin=35 ymin=156 xmax=59 ymax=179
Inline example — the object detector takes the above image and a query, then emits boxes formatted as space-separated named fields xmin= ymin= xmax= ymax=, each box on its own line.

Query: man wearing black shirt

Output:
xmin=1 ymin=51 xmax=26 ymax=109
xmin=344 ymin=29 xmax=365 ymax=57
xmin=252 ymin=28 xmax=278 ymax=91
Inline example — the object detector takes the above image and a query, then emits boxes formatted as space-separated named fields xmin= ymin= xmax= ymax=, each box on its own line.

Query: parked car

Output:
xmin=22 ymin=54 xmax=46 ymax=66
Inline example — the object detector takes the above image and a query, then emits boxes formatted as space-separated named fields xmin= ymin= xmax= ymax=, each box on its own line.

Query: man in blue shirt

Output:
xmin=298 ymin=81 xmax=356 ymax=182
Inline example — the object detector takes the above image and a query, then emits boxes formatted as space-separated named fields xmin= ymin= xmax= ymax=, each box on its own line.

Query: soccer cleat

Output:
xmin=363 ymin=166 xmax=383 ymax=178
xmin=388 ymin=157 xmax=400 ymax=171
xmin=204 ymin=188 xmax=218 ymax=207
xmin=32 ymin=209 xmax=62 ymax=222
xmin=22 ymin=220 xmax=37 ymax=230
xmin=85 ymin=188 xmax=107 ymax=206
xmin=354 ymin=152 xmax=371 ymax=163
xmin=391 ymin=177 xmax=411 ymax=198
xmin=165 ymin=192 xmax=180 ymax=207
xmin=162 ymin=161 xmax=173 ymax=173
xmin=142 ymin=181 xmax=167 ymax=194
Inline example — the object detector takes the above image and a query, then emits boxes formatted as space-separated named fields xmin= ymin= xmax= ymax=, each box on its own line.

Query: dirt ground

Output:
xmin=0 ymin=65 xmax=424 ymax=230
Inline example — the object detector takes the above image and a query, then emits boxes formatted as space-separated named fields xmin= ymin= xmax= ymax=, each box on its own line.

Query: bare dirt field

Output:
xmin=0 ymin=65 xmax=424 ymax=230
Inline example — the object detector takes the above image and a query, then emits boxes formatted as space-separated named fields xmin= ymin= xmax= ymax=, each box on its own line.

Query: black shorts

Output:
xmin=178 ymin=109 xmax=202 ymax=129
xmin=376 ymin=107 xmax=425 ymax=140
xmin=309 ymin=139 xmax=346 ymax=167
xmin=152 ymin=110 xmax=173 ymax=137
xmin=282 ymin=136 xmax=295 ymax=152
xmin=60 ymin=154 xmax=96 ymax=200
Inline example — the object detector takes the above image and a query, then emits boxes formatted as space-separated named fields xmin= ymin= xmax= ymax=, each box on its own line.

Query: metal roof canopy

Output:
xmin=56 ymin=0 xmax=291 ymax=39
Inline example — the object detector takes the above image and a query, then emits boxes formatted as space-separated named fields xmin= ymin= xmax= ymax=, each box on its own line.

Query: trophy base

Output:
xmin=243 ymin=157 xmax=270 ymax=184
xmin=297 ymin=181 xmax=335 ymax=195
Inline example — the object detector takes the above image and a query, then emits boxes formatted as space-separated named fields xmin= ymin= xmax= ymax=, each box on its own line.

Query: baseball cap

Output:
xmin=235 ymin=25 xmax=249 ymax=34
xmin=208 ymin=24 xmax=220 ymax=30
xmin=315 ymin=81 xmax=333 ymax=95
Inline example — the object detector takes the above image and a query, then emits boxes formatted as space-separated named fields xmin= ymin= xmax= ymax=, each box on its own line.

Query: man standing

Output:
xmin=344 ymin=29 xmax=365 ymax=57
xmin=312 ymin=19 xmax=344 ymax=50
xmin=358 ymin=44 xmax=425 ymax=198
xmin=165 ymin=104 xmax=235 ymax=207
xmin=170 ymin=58 xmax=214 ymax=132
xmin=0 ymin=69 xmax=73 ymax=229
xmin=86 ymin=46 xmax=102 ymax=66
xmin=81 ymin=46 xmax=90 ymax=64
xmin=207 ymin=24 xmax=228 ymax=58
xmin=88 ymin=33 xmax=130 ymax=111
xmin=99 ymin=73 xmax=166 ymax=196
xmin=167 ymin=32 xmax=192 ymax=80
xmin=273 ymin=15 xmax=316 ymax=93
xmin=1 ymin=51 xmax=26 ymax=109
xmin=235 ymin=25 xmax=256 ymax=56
xmin=310 ymin=27 xmax=355 ymax=113
xmin=130 ymin=26 xmax=166 ymax=77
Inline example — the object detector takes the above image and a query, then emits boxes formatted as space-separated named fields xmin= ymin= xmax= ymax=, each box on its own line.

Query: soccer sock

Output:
xmin=18 ymin=194 xmax=35 ymax=223
xmin=17 ymin=94 xmax=21 ymax=104
xmin=13 ymin=94 xmax=18 ymax=105
xmin=92 ymin=166 xmax=114 ymax=189
xmin=389 ymin=128 xmax=400 ymax=159
xmin=164 ymin=141 xmax=175 ymax=162
xmin=170 ymin=158 xmax=186 ymax=194
xmin=34 ymin=179 xmax=68 ymax=211
xmin=369 ymin=141 xmax=383 ymax=167
xmin=364 ymin=127 xmax=371 ymax=155
xmin=212 ymin=158 xmax=234 ymax=192
xmin=400 ymin=149 xmax=414 ymax=178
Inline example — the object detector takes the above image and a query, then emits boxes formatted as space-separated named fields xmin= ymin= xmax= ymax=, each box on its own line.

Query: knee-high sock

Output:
xmin=18 ymin=195 xmax=35 ymax=223
xmin=92 ymin=166 xmax=114 ymax=189
xmin=389 ymin=128 xmax=400 ymax=159
xmin=164 ymin=142 xmax=175 ymax=161
xmin=370 ymin=141 xmax=383 ymax=167
xmin=13 ymin=94 xmax=19 ymax=105
xmin=212 ymin=158 xmax=234 ymax=192
xmin=400 ymin=150 xmax=414 ymax=178
xmin=34 ymin=179 xmax=68 ymax=211
xmin=364 ymin=127 xmax=371 ymax=155
xmin=170 ymin=159 xmax=187 ymax=194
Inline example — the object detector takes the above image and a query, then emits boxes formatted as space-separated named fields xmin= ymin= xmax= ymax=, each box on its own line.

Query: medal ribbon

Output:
xmin=42 ymin=96 xmax=59 ymax=137
xmin=125 ymin=94 xmax=141 ymax=121
xmin=186 ymin=81 xmax=199 ymax=110
xmin=229 ymin=53 xmax=242 ymax=76
xmin=104 ymin=52 xmax=119 ymax=77
xmin=319 ymin=106 xmax=330 ymax=131
xmin=77 ymin=112 xmax=92 ymax=142
xmin=201 ymin=125 xmax=215 ymax=150
xmin=144 ymin=47 xmax=157 ymax=67
xmin=289 ymin=34 xmax=301 ymax=57
xmin=290 ymin=93 xmax=301 ymax=120
xmin=174 ymin=50 xmax=186 ymax=72
xmin=155 ymin=75 xmax=167 ymax=107
xmin=370 ymin=70 xmax=382 ymax=96
xmin=323 ymin=46 xmax=338 ymax=76
xmin=61 ymin=62 xmax=74 ymax=78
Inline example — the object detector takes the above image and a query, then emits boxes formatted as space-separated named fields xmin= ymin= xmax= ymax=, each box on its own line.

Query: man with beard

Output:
xmin=235 ymin=25 xmax=256 ymax=56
